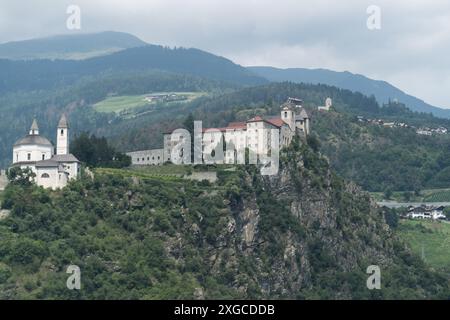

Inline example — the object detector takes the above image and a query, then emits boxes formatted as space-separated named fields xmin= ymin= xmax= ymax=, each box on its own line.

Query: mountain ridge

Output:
xmin=249 ymin=66 xmax=450 ymax=119
xmin=0 ymin=31 xmax=147 ymax=60
xmin=0 ymin=44 xmax=267 ymax=94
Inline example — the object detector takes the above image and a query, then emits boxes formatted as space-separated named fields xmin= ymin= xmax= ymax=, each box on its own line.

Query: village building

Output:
xmin=127 ymin=98 xmax=310 ymax=166
xmin=403 ymin=205 xmax=447 ymax=220
xmin=318 ymin=97 xmax=332 ymax=111
xmin=11 ymin=115 xmax=80 ymax=189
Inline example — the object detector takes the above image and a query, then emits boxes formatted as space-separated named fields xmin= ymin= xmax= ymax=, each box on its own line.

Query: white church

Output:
xmin=12 ymin=115 xmax=80 ymax=189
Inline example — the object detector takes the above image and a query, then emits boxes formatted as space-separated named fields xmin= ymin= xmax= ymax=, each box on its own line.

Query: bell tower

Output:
xmin=57 ymin=114 xmax=69 ymax=155
xmin=281 ymin=99 xmax=297 ymax=131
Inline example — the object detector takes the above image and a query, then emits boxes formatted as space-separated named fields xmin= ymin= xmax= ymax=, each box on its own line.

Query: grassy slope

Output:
xmin=398 ymin=220 xmax=450 ymax=272
xmin=93 ymin=92 xmax=205 ymax=114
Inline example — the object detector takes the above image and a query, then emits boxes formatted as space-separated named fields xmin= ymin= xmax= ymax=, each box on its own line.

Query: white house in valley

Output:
xmin=404 ymin=205 xmax=447 ymax=221
xmin=11 ymin=115 xmax=80 ymax=189
xmin=127 ymin=98 xmax=310 ymax=166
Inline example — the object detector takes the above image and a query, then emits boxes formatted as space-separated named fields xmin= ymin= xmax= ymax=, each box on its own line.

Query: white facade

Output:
xmin=128 ymin=149 xmax=164 ymax=165
xmin=13 ymin=144 xmax=53 ymax=163
xmin=318 ymin=97 xmax=333 ymax=111
xmin=405 ymin=206 xmax=447 ymax=221
xmin=11 ymin=116 xmax=80 ymax=190
xmin=34 ymin=165 xmax=68 ymax=190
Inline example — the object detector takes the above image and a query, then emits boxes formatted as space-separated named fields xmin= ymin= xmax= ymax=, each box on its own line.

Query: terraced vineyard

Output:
xmin=94 ymin=167 xmax=186 ymax=182
xmin=424 ymin=190 xmax=450 ymax=202
xmin=94 ymin=165 xmax=229 ymax=190
xmin=371 ymin=188 xmax=450 ymax=202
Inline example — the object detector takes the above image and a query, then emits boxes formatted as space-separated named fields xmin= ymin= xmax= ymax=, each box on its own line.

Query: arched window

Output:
xmin=60 ymin=129 xmax=64 ymax=136
xmin=41 ymin=173 xmax=50 ymax=178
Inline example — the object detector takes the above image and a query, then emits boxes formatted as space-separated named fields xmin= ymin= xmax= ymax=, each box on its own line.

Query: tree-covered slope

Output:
xmin=1 ymin=140 xmax=448 ymax=299
xmin=0 ymin=45 xmax=265 ymax=94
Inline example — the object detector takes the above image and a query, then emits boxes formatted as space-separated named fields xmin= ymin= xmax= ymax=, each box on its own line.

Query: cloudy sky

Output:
xmin=0 ymin=0 xmax=449 ymax=108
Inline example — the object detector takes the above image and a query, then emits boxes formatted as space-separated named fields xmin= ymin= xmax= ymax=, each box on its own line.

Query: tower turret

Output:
xmin=281 ymin=98 xmax=299 ymax=131
xmin=29 ymin=119 xmax=39 ymax=135
xmin=57 ymin=114 xmax=69 ymax=155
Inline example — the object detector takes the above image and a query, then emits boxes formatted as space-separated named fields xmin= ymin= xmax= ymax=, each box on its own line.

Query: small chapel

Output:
xmin=12 ymin=115 xmax=80 ymax=189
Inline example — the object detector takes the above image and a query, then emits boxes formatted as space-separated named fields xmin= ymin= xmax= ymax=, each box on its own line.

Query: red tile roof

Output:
xmin=227 ymin=121 xmax=247 ymax=129
xmin=265 ymin=117 xmax=287 ymax=128
xmin=247 ymin=116 xmax=264 ymax=122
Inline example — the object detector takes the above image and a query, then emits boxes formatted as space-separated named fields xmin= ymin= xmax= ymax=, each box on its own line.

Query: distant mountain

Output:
xmin=249 ymin=66 xmax=450 ymax=119
xmin=0 ymin=31 xmax=147 ymax=60
xmin=0 ymin=45 xmax=267 ymax=93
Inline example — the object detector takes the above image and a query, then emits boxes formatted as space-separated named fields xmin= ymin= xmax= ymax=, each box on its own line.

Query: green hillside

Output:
xmin=93 ymin=92 xmax=205 ymax=115
xmin=398 ymin=220 xmax=450 ymax=273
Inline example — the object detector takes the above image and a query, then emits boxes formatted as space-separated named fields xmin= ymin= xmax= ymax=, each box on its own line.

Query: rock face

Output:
xmin=171 ymin=142 xmax=427 ymax=299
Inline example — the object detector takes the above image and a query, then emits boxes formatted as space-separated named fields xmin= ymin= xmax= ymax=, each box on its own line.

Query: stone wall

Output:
xmin=127 ymin=149 xmax=165 ymax=166
xmin=0 ymin=169 xmax=8 ymax=191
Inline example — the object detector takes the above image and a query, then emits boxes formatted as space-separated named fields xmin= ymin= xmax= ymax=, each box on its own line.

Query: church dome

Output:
xmin=14 ymin=134 xmax=53 ymax=147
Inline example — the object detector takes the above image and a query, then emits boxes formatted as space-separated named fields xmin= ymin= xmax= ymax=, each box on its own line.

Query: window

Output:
xmin=27 ymin=153 xmax=31 ymax=161
xmin=42 ymin=154 xmax=45 ymax=160
xmin=60 ymin=129 xmax=64 ymax=136
xmin=41 ymin=173 xmax=50 ymax=178
xmin=284 ymin=112 xmax=288 ymax=117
